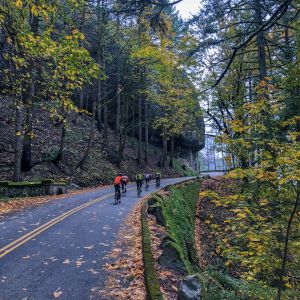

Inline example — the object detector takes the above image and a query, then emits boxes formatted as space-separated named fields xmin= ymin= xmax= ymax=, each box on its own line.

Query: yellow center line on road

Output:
xmin=0 ymin=187 xmax=135 ymax=259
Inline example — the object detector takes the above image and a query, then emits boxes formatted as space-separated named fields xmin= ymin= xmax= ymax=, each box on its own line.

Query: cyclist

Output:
xmin=144 ymin=173 xmax=150 ymax=189
xmin=121 ymin=174 xmax=129 ymax=194
xmin=155 ymin=172 xmax=161 ymax=187
xmin=135 ymin=173 xmax=143 ymax=196
xmin=114 ymin=173 xmax=122 ymax=203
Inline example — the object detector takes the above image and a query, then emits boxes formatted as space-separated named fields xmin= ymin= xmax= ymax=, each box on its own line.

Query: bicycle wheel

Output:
xmin=118 ymin=190 xmax=121 ymax=203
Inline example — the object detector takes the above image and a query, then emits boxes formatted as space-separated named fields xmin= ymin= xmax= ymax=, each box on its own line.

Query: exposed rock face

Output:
xmin=147 ymin=196 xmax=166 ymax=226
xmin=177 ymin=110 xmax=205 ymax=171
xmin=148 ymin=103 xmax=205 ymax=172
xmin=177 ymin=275 xmax=201 ymax=300
xmin=158 ymin=237 xmax=185 ymax=273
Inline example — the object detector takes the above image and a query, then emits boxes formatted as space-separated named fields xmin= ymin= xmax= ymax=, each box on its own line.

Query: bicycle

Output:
xmin=115 ymin=186 xmax=121 ymax=204
xmin=145 ymin=183 xmax=149 ymax=191
xmin=156 ymin=178 xmax=160 ymax=187
xmin=122 ymin=184 xmax=127 ymax=196
xmin=137 ymin=184 xmax=142 ymax=197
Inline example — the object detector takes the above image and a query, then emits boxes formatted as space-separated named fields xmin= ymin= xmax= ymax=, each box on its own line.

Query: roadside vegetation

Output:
xmin=0 ymin=1 xmax=299 ymax=299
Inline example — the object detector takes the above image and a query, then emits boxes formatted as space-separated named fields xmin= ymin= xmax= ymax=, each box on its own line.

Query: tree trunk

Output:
xmin=21 ymin=10 xmax=39 ymax=173
xmin=116 ymin=85 xmax=121 ymax=133
xmin=277 ymin=190 xmax=300 ymax=300
xmin=14 ymin=98 xmax=23 ymax=181
xmin=138 ymin=93 xmax=142 ymax=165
xmin=96 ymin=77 xmax=102 ymax=132
xmin=254 ymin=0 xmax=267 ymax=80
xmin=144 ymin=96 xmax=149 ymax=164
xmin=76 ymin=97 xmax=96 ymax=169
xmin=117 ymin=130 xmax=126 ymax=167
xmin=169 ymin=136 xmax=174 ymax=167
xmin=53 ymin=123 xmax=66 ymax=165
xmin=115 ymin=16 xmax=121 ymax=134
xmin=132 ymin=104 xmax=135 ymax=137
xmin=96 ymin=0 xmax=103 ymax=133
xmin=21 ymin=72 xmax=34 ymax=172
xmin=79 ymin=89 xmax=84 ymax=108
xmin=161 ymin=136 xmax=167 ymax=167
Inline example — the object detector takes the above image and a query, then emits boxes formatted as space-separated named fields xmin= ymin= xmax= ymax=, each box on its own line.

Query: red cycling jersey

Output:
xmin=114 ymin=176 xmax=122 ymax=185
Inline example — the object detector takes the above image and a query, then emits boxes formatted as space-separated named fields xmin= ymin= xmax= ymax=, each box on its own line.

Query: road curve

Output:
xmin=0 ymin=177 xmax=191 ymax=300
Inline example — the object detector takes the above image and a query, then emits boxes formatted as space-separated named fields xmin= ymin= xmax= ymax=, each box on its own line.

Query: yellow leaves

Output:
xmin=31 ymin=5 xmax=39 ymax=16
xmin=236 ymin=212 xmax=247 ymax=220
xmin=212 ymin=199 xmax=223 ymax=207
xmin=211 ymin=223 xmax=219 ymax=230
xmin=255 ymin=171 xmax=277 ymax=181
xmin=226 ymin=168 xmax=248 ymax=179
xmin=225 ymin=260 xmax=232 ymax=267
xmin=15 ymin=131 xmax=22 ymax=136
xmin=199 ymin=190 xmax=219 ymax=199
xmin=259 ymin=198 xmax=268 ymax=206
xmin=227 ymin=119 xmax=248 ymax=133
xmin=15 ymin=0 xmax=22 ymax=8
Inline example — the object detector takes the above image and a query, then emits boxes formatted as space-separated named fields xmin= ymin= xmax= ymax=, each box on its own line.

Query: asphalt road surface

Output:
xmin=0 ymin=177 xmax=191 ymax=300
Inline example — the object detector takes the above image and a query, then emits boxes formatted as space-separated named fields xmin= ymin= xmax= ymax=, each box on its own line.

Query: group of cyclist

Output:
xmin=113 ymin=172 xmax=161 ymax=203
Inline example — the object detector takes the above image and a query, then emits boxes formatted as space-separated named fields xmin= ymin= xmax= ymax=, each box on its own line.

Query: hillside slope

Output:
xmin=0 ymin=98 xmax=195 ymax=187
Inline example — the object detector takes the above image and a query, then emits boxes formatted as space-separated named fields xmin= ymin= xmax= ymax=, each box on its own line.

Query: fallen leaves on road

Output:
xmin=0 ymin=184 xmax=110 ymax=215
xmin=93 ymin=201 xmax=146 ymax=300
xmin=75 ymin=258 xmax=86 ymax=268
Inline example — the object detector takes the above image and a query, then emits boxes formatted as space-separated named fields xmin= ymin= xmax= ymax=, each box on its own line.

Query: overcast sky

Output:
xmin=175 ymin=0 xmax=201 ymax=19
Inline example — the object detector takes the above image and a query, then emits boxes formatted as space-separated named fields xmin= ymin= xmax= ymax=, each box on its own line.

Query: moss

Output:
xmin=141 ymin=204 xmax=163 ymax=300
xmin=0 ymin=181 xmax=9 ymax=186
xmin=41 ymin=179 xmax=55 ymax=184
xmin=8 ymin=181 xmax=43 ymax=187
xmin=52 ymin=180 xmax=67 ymax=186
xmin=158 ymin=180 xmax=201 ymax=274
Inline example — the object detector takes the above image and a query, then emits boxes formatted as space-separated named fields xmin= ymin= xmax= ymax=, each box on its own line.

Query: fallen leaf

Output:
xmin=99 ymin=243 xmax=109 ymax=247
xmin=84 ymin=245 xmax=94 ymax=250
xmin=62 ymin=259 xmax=71 ymax=264
xmin=53 ymin=288 xmax=63 ymax=298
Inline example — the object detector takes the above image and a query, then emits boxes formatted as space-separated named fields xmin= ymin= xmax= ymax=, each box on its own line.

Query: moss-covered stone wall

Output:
xmin=0 ymin=180 xmax=67 ymax=198
xmin=147 ymin=179 xmax=201 ymax=275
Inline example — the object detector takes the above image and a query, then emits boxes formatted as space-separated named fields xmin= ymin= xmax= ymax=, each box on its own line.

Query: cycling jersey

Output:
xmin=135 ymin=174 xmax=143 ymax=181
xmin=114 ymin=176 xmax=123 ymax=185
xmin=122 ymin=175 xmax=129 ymax=183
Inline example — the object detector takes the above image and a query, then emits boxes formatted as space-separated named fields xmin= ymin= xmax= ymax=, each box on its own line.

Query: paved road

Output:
xmin=0 ymin=177 xmax=191 ymax=300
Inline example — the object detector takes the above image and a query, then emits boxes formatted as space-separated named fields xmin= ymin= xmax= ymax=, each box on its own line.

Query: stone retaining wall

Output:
xmin=0 ymin=180 xmax=67 ymax=198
